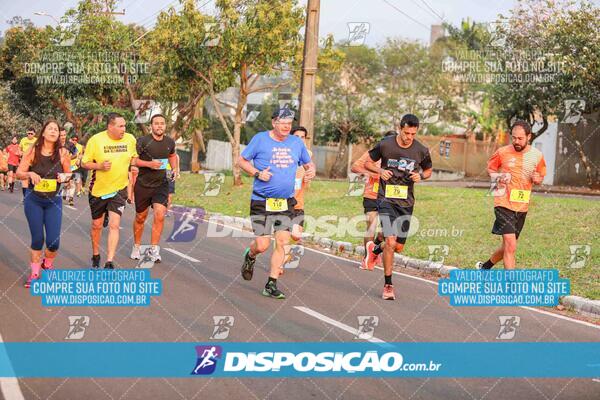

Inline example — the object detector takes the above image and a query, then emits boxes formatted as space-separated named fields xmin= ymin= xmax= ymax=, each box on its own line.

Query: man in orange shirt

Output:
xmin=477 ymin=121 xmax=546 ymax=270
xmin=351 ymin=130 xmax=397 ymax=270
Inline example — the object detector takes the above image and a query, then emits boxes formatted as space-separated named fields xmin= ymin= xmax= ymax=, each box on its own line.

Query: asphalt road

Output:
xmin=0 ymin=189 xmax=599 ymax=400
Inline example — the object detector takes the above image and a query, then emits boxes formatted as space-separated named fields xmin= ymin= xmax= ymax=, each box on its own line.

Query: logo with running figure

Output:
xmin=210 ymin=316 xmax=234 ymax=340
xmin=192 ymin=345 xmax=222 ymax=375
xmin=488 ymin=173 xmax=511 ymax=197
xmin=568 ymin=245 xmax=591 ymax=269
xmin=346 ymin=173 xmax=366 ymax=197
xmin=485 ymin=20 xmax=509 ymax=48
xmin=561 ymin=99 xmax=586 ymax=125
xmin=496 ymin=316 xmax=520 ymax=340
xmin=201 ymin=173 xmax=225 ymax=197
xmin=428 ymin=245 xmax=449 ymax=264
xmin=132 ymin=100 xmax=156 ymax=123
xmin=355 ymin=316 xmax=379 ymax=340
xmin=347 ymin=22 xmax=370 ymax=46
xmin=283 ymin=245 xmax=304 ymax=269
xmin=416 ymin=98 xmax=444 ymax=124
xmin=167 ymin=206 xmax=205 ymax=242
xmin=65 ymin=316 xmax=90 ymax=340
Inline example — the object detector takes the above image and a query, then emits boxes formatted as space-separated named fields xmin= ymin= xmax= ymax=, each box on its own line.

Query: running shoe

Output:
xmin=363 ymin=241 xmax=378 ymax=271
xmin=69 ymin=198 xmax=74 ymax=206
xmin=104 ymin=261 xmax=115 ymax=269
xmin=382 ymin=284 xmax=395 ymax=300
xmin=41 ymin=258 xmax=54 ymax=270
xmin=241 ymin=248 xmax=256 ymax=281
xmin=359 ymin=258 xmax=368 ymax=270
xmin=262 ymin=281 xmax=286 ymax=299
xmin=24 ymin=264 xmax=42 ymax=289
xmin=150 ymin=246 xmax=161 ymax=263
xmin=130 ymin=244 xmax=141 ymax=260
xmin=91 ymin=254 xmax=101 ymax=269
xmin=475 ymin=261 xmax=487 ymax=270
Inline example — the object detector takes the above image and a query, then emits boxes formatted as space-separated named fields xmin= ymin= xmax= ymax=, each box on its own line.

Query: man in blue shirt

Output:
xmin=237 ymin=107 xmax=316 ymax=299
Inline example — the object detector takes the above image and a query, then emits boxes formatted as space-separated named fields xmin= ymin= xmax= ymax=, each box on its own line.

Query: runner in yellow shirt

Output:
xmin=19 ymin=128 xmax=37 ymax=195
xmin=82 ymin=113 xmax=138 ymax=269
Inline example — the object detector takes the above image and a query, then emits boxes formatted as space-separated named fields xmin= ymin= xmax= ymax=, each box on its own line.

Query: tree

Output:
xmin=315 ymin=45 xmax=379 ymax=178
xmin=491 ymin=0 xmax=600 ymax=186
xmin=141 ymin=0 xmax=221 ymax=171
xmin=0 ymin=0 xmax=146 ymax=137
xmin=0 ymin=83 xmax=36 ymax=145
xmin=200 ymin=0 xmax=305 ymax=186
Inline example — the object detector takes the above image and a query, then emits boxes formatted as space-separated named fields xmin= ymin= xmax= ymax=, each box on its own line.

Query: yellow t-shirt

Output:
xmin=19 ymin=137 xmax=37 ymax=153
xmin=82 ymin=131 xmax=138 ymax=197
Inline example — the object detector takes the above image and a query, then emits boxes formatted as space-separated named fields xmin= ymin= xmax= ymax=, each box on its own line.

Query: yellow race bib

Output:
xmin=34 ymin=179 xmax=57 ymax=193
xmin=510 ymin=189 xmax=531 ymax=203
xmin=372 ymin=182 xmax=379 ymax=194
xmin=385 ymin=184 xmax=408 ymax=199
xmin=266 ymin=198 xmax=288 ymax=212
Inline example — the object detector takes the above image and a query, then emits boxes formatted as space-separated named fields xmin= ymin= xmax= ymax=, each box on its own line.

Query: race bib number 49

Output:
xmin=266 ymin=198 xmax=288 ymax=212
xmin=34 ymin=179 xmax=57 ymax=193
xmin=385 ymin=185 xmax=408 ymax=199
xmin=510 ymin=189 xmax=531 ymax=203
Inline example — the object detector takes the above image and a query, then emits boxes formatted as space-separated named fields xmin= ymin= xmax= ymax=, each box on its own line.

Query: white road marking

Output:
xmin=206 ymin=218 xmax=600 ymax=332
xmin=0 ymin=332 xmax=25 ymax=400
xmin=64 ymin=205 xmax=77 ymax=211
xmin=164 ymin=247 xmax=200 ymax=262
xmin=294 ymin=306 xmax=385 ymax=343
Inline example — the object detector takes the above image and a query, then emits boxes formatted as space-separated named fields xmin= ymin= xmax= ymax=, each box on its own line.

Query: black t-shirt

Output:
xmin=368 ymin=136 xmax=432 ymax=207
xmin=136 ymin=134 xmax=176 ymax=188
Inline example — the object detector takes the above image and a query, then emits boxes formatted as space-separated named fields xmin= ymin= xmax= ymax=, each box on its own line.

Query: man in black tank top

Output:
xmin=364 ymin=114 xmax=433 ymax=300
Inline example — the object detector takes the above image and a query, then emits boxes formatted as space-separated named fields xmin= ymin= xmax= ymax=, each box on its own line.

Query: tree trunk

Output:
xmin=232 ymin=64 xmax=249 ymax=187
xmin=330 ymin=128 xmax=349 ymax=178
xmin=570 ymin=125 xmax=594 ymax=188
xmin=232 ymin=102 xmax=244 ymax=186
xmin=191 ymin=99 xmax=205 ymax=173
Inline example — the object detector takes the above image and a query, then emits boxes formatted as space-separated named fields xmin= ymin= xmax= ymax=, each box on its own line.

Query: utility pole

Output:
xmin=298 ymin=0 xmax=320 ymax=150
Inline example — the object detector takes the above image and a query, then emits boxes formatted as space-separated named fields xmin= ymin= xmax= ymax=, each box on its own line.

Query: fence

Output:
xmin=201 ymin=139 xmax=345 ymax=175
xmin=350 ymin=136 xmax=498 ymax=179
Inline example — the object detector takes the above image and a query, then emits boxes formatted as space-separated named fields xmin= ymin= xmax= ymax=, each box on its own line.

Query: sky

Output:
xmin=0 ymin=0 xmax=518 ymax=45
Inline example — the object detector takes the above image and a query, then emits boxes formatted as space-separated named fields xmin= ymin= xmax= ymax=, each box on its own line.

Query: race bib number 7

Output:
xmin=34 ymin=179 xmax=57 ymax=193
xmin=266 ymin=198 xmax=288 ymax=212
xmin=385 ymin=185 xmax=408 ymax=199
xmin=510 ymin=189 xmax=531 ymax=203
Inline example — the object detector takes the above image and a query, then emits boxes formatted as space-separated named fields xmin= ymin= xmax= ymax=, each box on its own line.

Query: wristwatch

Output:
xmin=254 ymin=171 xmax=260 ymax=179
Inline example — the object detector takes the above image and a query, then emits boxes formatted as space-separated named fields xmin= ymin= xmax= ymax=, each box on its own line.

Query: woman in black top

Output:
xmin=16 ymin=120 xmax=71 ymax=288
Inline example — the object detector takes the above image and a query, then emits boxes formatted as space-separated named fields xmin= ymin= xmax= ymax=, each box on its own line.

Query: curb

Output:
xmin=204 ymin=211 xmax=600 ymax=320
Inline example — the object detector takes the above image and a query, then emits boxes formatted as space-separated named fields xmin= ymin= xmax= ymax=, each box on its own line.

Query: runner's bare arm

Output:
xmin=168 ymin=152 xmax=178 ymax=172
xmin=410 ymin=168 xmax=432 ymax=182
xmin=60 ymin=148 xmax=71 ymax=173
xmin=15 ymin=148 xmax=34 ymax=180
xmin=351 ymin=152 xmax=378 ymax=178
xmin=365 ymin=155 xmax=391 ymax=180
xmin=237 ymin=156 xmax=260 ymax=176
xmin=302 ymin=162 xmax=316 ymax=180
